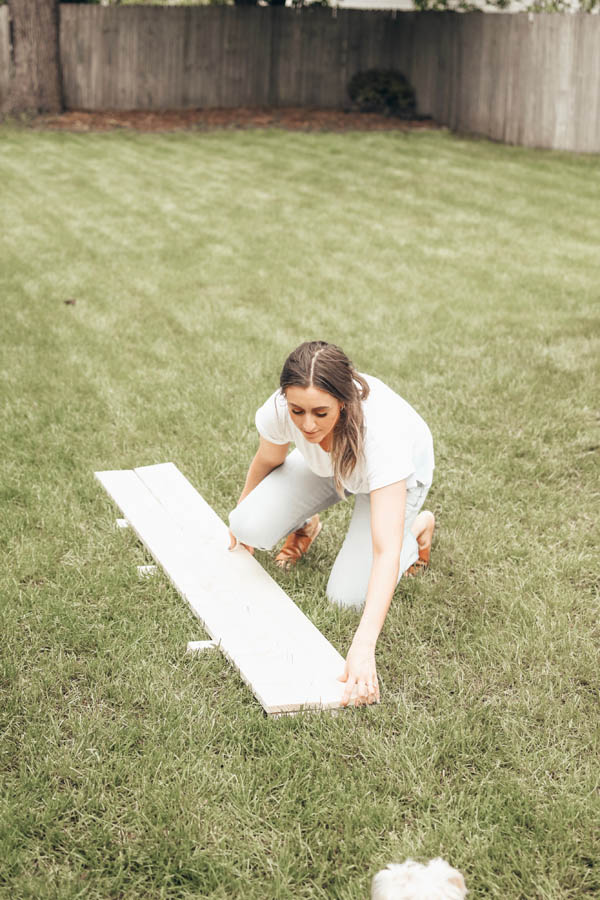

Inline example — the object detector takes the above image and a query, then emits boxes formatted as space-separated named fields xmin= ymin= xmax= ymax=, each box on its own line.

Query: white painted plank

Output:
xmin=95 ymin=470 xmax=207 ymax=600
xmin=135 ymin=462 xmax=226 ymax=539
xmin=134 ymin=463 xmax=345 ymax=669
xmin=95 ymin=464 xmax=355 ymax=715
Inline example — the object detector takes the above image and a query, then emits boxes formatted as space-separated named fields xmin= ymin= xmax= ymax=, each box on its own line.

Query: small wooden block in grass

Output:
xmin=187 ymin=640 xmax=218 ymax=653
xmin=96 ymin=462 xmax=353 ymax=716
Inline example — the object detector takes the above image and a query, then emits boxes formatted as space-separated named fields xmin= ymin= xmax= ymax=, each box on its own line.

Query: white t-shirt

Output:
xmin=254 ymin=373 xmax=434 ymax=495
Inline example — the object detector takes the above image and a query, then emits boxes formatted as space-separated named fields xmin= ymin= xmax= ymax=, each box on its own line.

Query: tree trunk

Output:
xmin=6 ymin=0 xmax=62 ymax=115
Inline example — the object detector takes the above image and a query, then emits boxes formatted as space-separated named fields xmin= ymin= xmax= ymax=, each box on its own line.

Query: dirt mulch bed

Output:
xmin=35 ymin=107 xmax=440 ymax=133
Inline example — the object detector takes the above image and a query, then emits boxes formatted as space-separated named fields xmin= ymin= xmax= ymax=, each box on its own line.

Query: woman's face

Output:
xmin=285 ymin=385 xmax=342 ymax=445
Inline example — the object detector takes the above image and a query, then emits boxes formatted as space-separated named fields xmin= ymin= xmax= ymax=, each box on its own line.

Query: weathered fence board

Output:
xmin=429 ymin=12 xmax=600 ymax=153
xmin=0 ymin=6 xmax=9 ymax=112
xmin=1 ymin=6 xmax=599 ymax=152
xmin=574 ymin=15 xmax=600 ymax=153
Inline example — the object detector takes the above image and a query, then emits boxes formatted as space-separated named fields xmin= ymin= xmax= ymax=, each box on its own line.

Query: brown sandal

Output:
xmin=274 ymin=515 xmax=322 ymax=570
xmin=405 ymin=548 xmax=430 ymax=576
xmin=405 ymin=526 xmax=433 ymax=577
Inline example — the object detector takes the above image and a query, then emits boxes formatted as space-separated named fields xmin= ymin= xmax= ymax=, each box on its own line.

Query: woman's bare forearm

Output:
xmin=237 ymin=453 xmax=280 ymax=505
xmin=353 ymin=550 xmax=400 ymax=647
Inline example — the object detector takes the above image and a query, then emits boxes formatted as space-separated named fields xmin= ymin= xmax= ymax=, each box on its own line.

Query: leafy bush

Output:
xmin=347 ymin=69 xmax=417 ymax=118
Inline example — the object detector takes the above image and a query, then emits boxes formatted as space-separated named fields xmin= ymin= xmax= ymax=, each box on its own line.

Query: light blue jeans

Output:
xmin=229 ymin=449 xmax=431 ymax=610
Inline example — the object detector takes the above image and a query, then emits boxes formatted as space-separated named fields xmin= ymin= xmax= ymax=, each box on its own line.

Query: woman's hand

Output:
xmin=228 ymin=530 xmax=254 ymax=555
xmin=338 ymin=638 xmax=380 ymax=707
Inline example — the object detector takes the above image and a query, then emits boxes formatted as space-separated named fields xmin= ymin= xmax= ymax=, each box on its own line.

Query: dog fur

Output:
xmin=371 ymin=858 xmax=468 ymax=900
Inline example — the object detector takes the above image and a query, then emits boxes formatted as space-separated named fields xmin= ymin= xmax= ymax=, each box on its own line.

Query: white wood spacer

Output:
xmin=137 ymin=565 xmax=157 ymax=577
xmin=186 ymin=640 xmax=218 ymax=654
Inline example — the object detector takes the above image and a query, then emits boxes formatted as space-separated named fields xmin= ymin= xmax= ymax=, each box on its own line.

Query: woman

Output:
xmin=228 ymin=341 xmax=435 ymax=708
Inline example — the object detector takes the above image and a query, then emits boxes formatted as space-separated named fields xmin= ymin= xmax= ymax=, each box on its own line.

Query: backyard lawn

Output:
xmin=1 ymin=123 xmax=598 ymax=899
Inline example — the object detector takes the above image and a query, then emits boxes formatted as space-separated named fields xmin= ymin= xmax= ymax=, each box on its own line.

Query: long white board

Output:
xmin=95 ymin=463 xmax=352 ymax=715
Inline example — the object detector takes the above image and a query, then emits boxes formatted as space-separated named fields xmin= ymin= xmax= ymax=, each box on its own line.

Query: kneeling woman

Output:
xmin=228 ymin=341 xmax=435 ymax=707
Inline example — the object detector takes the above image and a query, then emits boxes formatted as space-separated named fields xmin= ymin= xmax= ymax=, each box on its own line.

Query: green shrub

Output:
xmin=347 ymin=69 xmax=417 ymax=118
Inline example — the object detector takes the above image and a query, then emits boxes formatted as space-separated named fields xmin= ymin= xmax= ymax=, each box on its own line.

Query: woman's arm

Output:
xmin=339 ymin=479 xmax=407 ymax=706
xmin=228 ymin=437 xmax=289 ymax=550
xmin=237 ymin=437 xmax=289 ymax=503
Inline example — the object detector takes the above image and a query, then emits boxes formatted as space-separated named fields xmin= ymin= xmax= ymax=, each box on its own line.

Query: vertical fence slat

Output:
xmin=0 ymin=6 xmax=10 ymax=113
xmin=409 ymin=12 xmax=434 ymax=118
xmin=552 ymin=14 xmax=575 ymax=150
xmin=573 ymin=15 xmax=600 ymax=154
xmin=502 ymin=15 xmax=521 ymax=146
xmin=391 ymin=12 xmax=414 ymax=107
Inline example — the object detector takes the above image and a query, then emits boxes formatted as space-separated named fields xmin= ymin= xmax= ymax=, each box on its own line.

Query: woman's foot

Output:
xmin=274 ymin=515 xmax=322 ymax=570
xmin=405 ymin=510 xmax=435 ymax=576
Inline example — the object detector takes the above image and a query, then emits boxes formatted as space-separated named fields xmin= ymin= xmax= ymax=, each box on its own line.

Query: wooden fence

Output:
xmin=1 ymin=6 xmax=598 ymax=152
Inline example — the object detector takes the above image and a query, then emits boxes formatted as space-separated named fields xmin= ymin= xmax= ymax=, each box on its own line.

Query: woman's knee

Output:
xmin=229 ymin=504 xmax=266 ymax=551
xmin=326 ymin=568 xmax=367 ymax=611
xmin=228 ymin=502 xmax=280 ymax=551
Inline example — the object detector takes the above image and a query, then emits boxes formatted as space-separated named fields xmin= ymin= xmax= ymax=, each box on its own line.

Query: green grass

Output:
xmin=1 ymin=124 xmax=599 ymax=899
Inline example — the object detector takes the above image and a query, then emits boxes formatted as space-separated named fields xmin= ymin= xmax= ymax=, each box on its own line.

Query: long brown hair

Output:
xmin=280 ymin=341 xmax=370 ymax=495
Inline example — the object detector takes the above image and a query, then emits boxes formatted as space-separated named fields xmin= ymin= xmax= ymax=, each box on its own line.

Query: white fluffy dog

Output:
xmin=371 ymin=858 xmax=468 ymax=900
